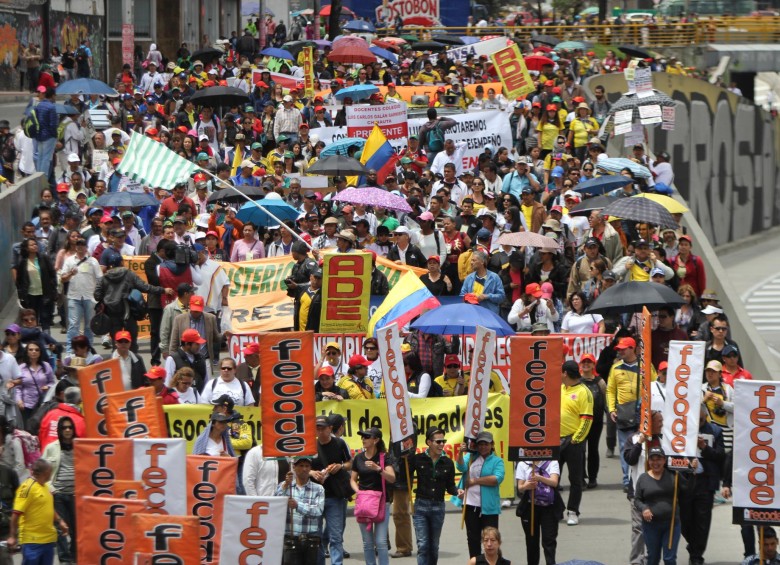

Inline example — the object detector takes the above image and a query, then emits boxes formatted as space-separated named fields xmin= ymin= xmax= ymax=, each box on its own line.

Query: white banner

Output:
xmin=132 ymin=438 xmax=187 ymax=515
xmin=661 ymin=341 xmax=704 ymax=471
xmin=440 ymin=37 xmax=512 ymax=65
xmin=377 ymin=324 xmax=415 ymax=455
xmin=733 ymin=380 xmax=780 ymax=525
xmin=346 ymin=101 xmax=409 ymax=141
xmin=464 ymin=326 xmax=497 ymax=441
xmin=220 ymin=495 xmax=287 ymax=564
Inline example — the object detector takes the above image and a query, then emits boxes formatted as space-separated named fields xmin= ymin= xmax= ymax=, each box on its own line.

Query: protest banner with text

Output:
xmin=133 ymin=438 xmax=188 ymax=515
xmin=78 ymin=358 xmax=124 ymax=437
xmin=187 ymin=455 xmax=237 ymax=564
xmin=105 ymin=387 xmax=167 ymax=438
xmin=132 ymin=514 xmax=200 ymax=563
xmin=464 ymin=326 xmax=497 ymax=442
xmin=490 ymin=42 xmax=535 ymax=100
xmin=320 ymin=252 xmax=372 ymax=333
xmin=74 ymin=438 xmax=135 ymax=499
xmin=77 ymin=496 xmax=148 ymax=565
xmin=639 ymin=307 xmax=653 ymax=435
xmin=661 ymin=341 xmax=704 ymax=471
xmin=220 ymin=496 xmax=287 ymax=564
xmin=377 ymin=324 xmax=415 ymax=456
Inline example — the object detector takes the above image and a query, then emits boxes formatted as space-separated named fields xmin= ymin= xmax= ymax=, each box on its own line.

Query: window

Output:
xmin=108 ymin=0 xmax=153 ymax=38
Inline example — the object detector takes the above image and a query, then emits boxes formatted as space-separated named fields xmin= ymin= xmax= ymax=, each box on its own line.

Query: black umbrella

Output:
xmin=189 ymin=86 xmax=250 ymax=108
xmin=531 ymin=34 xmax=562 ymax=46
xmin=93 ymin=192 xmax=160 ymax=208
xmin=587 ymin=281 xmax=685 ymax=315
xmin=568 ymin=195 xmax=613 ymax=217
xmin=618 ymin=44 xmax=655 ymax=60
xmin=190 ymin=47 xmax=225 ymax=63
xmin=431 ymin=35 xmax=465 ymax=46
xmin=307 ymin=155 xmax=368 ymax=176
xmin=601 ymin=197 xmax=678 ymax=229
xmin=207 ymin=185 xmax=267 ymax=204
xmin=410 ymin=41 xmax=448 ymax=52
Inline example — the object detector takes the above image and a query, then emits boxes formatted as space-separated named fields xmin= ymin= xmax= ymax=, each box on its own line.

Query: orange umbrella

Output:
xmin=319 ymin=4 xmax=355 ymax=16
xmin=327 ymin=36 xmax=377 ymax=65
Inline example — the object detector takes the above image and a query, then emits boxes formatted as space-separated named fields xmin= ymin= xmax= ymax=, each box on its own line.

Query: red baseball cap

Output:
xmin=546 ymin=104 xmax=557 ymax=112
xmin=242 ymin=342 xmax=261 ymax=356
xmin=318 ymin=365 xmax=335 ymax=377
xmin=525 ymin=283 xmax=543 ymax=298
xmin=145 ymin=366 xmax=167 ymax=380
xmin=544 ymin=80 xmax=555 ymax=87
xmin=615 ymin=337 xmax=637 ymax=350
xmin=56 ymin=182 xmax=70 ymax=193
xmin=580 ymin=353 xmax=597 ymax=364
xmin=115 ymin=330 xmax=132 ymax=342
xmin=658 ymin=361 xmax=669 ymax=372
xmin=189 ymin=295 xmax=205 ymax=312
xmin=348 ymin=354 xmax=372 ymax=368
xmin=181 ymin=328 xmax=206 ymax=344
xmin=205 ymin=230 xmax=219 ymax=238
xmin=444 ymin=354 xmax=461 ymax=367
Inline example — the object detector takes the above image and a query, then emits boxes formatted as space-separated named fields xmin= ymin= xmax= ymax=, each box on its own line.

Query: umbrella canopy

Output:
xmin=260 ymin=47 xmax=295 ymax=61
xmin=306 ymin=154 xmax=368 ymax=176
xmin=189 ymin=86 xmax=249 ymax=108
xmin=379 ymin=37 xmax=407 ymax=45
xmin=410 ymin=304 xmax=516 ymax=336
xmin=459 ymin=36 xmax=480 ymax=45
xmin=333 ymin=187 xmax=412 ymax=213
xmin=236 ymin=199 xmax=300 ymax=227
xmin=597 ymin=157 xmax=652 ymax=179
xmin=431 ymin=35 xmax=465 ymax=46
xmin=632 ymin=193 xmax=688 ymax=214
xmin=568 ymin=195 xmax=613 ymax=217
xmin=56 ymin=78 xmax=117 ymax=96
xmin=574 ymin=175 xmax=634 ymax=196
xmin=312 ymin=39 xmax=332 ymax=49
xmin=607 ymin=90 xmax=677 ymax=123
xmin=320 ymin=137 xmax=366 ymax=157
xmin=497 ymin=232 xmax=559 ymax=249
xmin=319 ymin=5 xmax=355 ymax=16
xmin=93 ymin=192 xmax=160 ymax=208
xmin=369 ymin=45 xmax=398 ymax=63
xmin=587 ymin=281 xmax=685 ymax=315
xmin=601 ymin=197 xmax=678 ymax=229
xmin=190 ymin=47 xmax=224 ymax=63
xmin=334 ymin=84 xmax=379 ymax=101
xmin=371 ymin=39 xmax=401 ymax=52
xmin=618 ymin=44 xmax=655 ymax=59
xmin=410 ymin=41 xmax=448 ymax=52
xmin=327 ymin=36 xmax=376 ymax=65
xmin=343 ymin=20 xmax=376 ymax=32
xmin=531 ymin=34 xmax=561 ymax=46
xmin=524 ymin=55 xmax=555 ymax=72
xmin=555 ymin=40 xmax=588 ymax=51
xmin=54 ymin=103 xmax=81 ymax=116
xmin=207 ymin=185 xmax=267 ymax=204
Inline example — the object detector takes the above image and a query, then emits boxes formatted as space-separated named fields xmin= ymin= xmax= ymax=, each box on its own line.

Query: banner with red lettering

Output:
xmin=258 ymin=332 xmax=317 ymax=457
xmin=464 ymin=326 xmax=497 ymax=442
xmin=131 ymin=513 xmax=200 ymax=563
xmin=219 ymin=496 xmax=287 ymax=564
xmin=661 ymin=341 xmax=704 ymax=471
xmin=508 ymin=337 xmax=562 ymax=460
xmin=320 ymin=252 xmax=372 ymax=333
xmin=133 ymin=438 xmax=188 ymax=515
xmin=105 ymin=387 xmax=167 ymax=438
xmin=187 ymin=455 xmax=237 ymax=564
xmin=639 ymin=307 xmax=653 ymax=435
xmin=377 ymin=324 xmax=414 ymax=456
xmin=302 ymin=46 xmax=315 ymax=98
xmin=733 ymin=380 xmax=780 ymax=525
xmin=77 ymin=496 xmax=147 ymax=565
xmin=78 ymin=358 xmax=125 ymax=437
xmin=490 ymin=42 xmax=535 ymax=100
xmin=346 ymin=101 xmax=409 ymax=146
xmin=74 ymin=438 xmax=135 ymax=499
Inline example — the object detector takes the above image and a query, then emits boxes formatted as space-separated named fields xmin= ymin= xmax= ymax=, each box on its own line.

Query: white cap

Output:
xmin=67 ymin=153 xmax=81 ymax=163
xmin=195 ymin=213 xmax=210 ymax=228
xmin=701 ymin=305 xmax=724 ymax=315
xmin=199 ymin=134 xmax=209 ymax=142
xmin=193 ymin=231 xmax=207 ymax=241
xmin=564 ymin=189 xmax=580 ymax=199
xmin=394 ymin=226 xmax=410 ymax=234
xmin=283 ymin=95 xmax=293 ymax=102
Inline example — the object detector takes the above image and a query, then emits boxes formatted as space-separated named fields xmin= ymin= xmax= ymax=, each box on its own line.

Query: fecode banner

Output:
xmin=661 ymin=341 xmax=704 ymax=471
xmin=132 ymin=514 xmax=200 ymax=563
xmin=77 ymin=496 xmax=147 ymax=565
xmin=133 ymin=438 xmax=188 ymax=515
xmin=187 ymin=455 xmax=237 ymax=564
xmin=377 ymin=324 xmax=414 ymax=456
xmin=490 ymin=43 xmax=535 ymax=100
xmin=105 ymin=480 xmax=146 ymax=499
xmin=464 ymin=326 xmax=497 ymax=442
xmin=320 ymin=253 xmax=372 ymax=333
xmin=258 ymin=332 xmax=317 ymax=457
xmin=105 ymin=387 xmax=168 ymax=438
xmin=219 ymin=496 xmax=287 ymax=564
xmin=508 ymin=337 xmax=563 ymax=461
xmin=442 ymin=37 xmax=512 ymax=64
xmin=639 ymin=307 xmax=653 ymax=436
xmin=78 ymin=358 xmax=124 ymax=438
xmin=74 ymin=438 xmax=135 ymax=499
xmin=347 ymin=101 xmax=409 ymax=143
xmin=733 ymin=380 xmax=780 ymax=525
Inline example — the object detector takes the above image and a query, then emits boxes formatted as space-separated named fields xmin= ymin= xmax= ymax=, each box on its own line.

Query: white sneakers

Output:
xmin=567 ymin=511 xmax=579 ymax=526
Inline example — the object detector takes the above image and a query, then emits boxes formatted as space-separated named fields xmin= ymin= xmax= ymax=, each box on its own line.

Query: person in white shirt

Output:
xmin=170 ymin=366 xmax=201 ymax=404
xmin=430 ymin=139 xmax=468 ymax=177
xmin=0 ymin=348 xmax=21 ymax=387
xmin=199 ymin=357 xmax=255 ymax=406
xmin=242 ymin=443 xmax=281 ymax=496
xmin=432 ymin=163 xmax=468 ymax=205
xmin=194 ymin=247 xmax=230 ymax=316
xmin=650 ymin=151 xmax=674 ymax=187
xmin=58 ymin=237 xmax=102 ymax=351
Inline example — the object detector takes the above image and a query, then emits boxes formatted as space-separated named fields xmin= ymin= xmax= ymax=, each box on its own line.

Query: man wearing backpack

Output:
xmin=418 ymin=108 xmax=455 ymax=165
xmin=31 ymin=87 xmax=58 ymax=184
xmin=74 ymin=39 xmax=92 ymax=78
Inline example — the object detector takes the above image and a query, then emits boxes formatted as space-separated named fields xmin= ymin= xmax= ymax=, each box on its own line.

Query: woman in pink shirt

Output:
xmin=230 ymin=223 xmax=265 ymax=262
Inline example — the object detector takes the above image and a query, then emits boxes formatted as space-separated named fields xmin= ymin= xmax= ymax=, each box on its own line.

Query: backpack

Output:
xmin=1 ymin=135 xmax=16 ymax=164
xmin=12 ymin=428 xmax=41 ymax=471
xmin=127 ymin=288 xmax=148 ymax=321
xmin=23 ymin=109 xmax=40 ymax=139
xmin=75 ymin=46 xmax=88 ymax=64
xmin=427 ymin=123 xmax=444 ymax=152
xmin=457 ymin=248 xmax=474 ymax=282
xmin=56 ymin=120 xmax=68 ymax=143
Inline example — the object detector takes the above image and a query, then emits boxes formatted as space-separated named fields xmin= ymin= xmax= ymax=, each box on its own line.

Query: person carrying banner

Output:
xmin=579 ymin=354 xmax=606 ymax=489
xmin=276 ymin=455 xmax=325 ymax=565
xmin=193 ymin=412 xmax=235 ymax=457
xmin=515 ymin=456 xmax=563 ymax=565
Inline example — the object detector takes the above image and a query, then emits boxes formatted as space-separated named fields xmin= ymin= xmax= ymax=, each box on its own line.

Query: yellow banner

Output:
xmin=302 ymin=46 xmax=315 ymax=99
xmin=491 ymin=43 xmax=535 ymax=100
xmin=320 ymin=253 xmax=372 ymax=333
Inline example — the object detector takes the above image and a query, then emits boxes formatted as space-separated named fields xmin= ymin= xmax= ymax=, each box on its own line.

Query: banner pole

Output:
xmin=460 ymin=457 xmax=471 ymax=530
xmin=668 ymin=472 xmax=678 ymax=549
xmin=404 ymin=457 xmax=414 ymax=514
xmin=760 ymin=525 xmax=765 ymax=563
xmin=530 ymin=486 xmax=535 ymax=534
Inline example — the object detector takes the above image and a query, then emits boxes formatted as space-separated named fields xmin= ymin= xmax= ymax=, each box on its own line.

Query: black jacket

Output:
xmin=386 ymin=244 xmax=427 ymax=268
xmin=305 ymin=289 xmax=322 ymax=332
xmin=144 ymin=253 xmax=164 ymax=310
xmin=94 ymin=267 xmax=165 ymax=316
xmin=371 ymin=269 xmax=389 ymax=296
xmin=15 ymin=254 xmax=58 ymax=304
xmin=128 ymin=352 xmax=148 ymax=389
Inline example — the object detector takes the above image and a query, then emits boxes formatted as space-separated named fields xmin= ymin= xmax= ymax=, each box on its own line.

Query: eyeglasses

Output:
xmin=712 ymin=326 xmax=728 ymax=331
xmin=433 ymin=439 xmax=447 ymax=444
xmin=221 ymin=366 xmax=235 ymax=370
xmin=326 ymin=351 xmax=339 ymax=355
xmin=446 ymin=364 xmax=460 ymax=369
xmin=583 ymin=168 xmax=593 ymax=172
xmin=364 ymin=346 xmax=378 ymax=351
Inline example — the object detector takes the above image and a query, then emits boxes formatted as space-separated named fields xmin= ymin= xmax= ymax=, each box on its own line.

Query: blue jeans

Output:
xmin=617 ymin=427 xmax=635 ymax=486
xmin=413 ymin=498 xmax=446 ymax=565
xmin=21 ymin=542 xmax=55 ymax=565
xmin=642 ymin=519 xmax=681 ymax=565
xmin=359 ymin=502 xmax=390 ymax=565
xmin=66 ymin=297 xmax=95 ymax=352
xmin=318 ymin=497 xmax=347 ymax=565
xmin=33 ymin=137 xmax=56 ymax=183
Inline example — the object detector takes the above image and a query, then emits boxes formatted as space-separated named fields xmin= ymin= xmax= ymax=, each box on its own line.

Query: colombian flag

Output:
xmin=360 ymin=124 xmax=399 ymax=184
xmin=367 ymin=271 xmax=440 ymax=336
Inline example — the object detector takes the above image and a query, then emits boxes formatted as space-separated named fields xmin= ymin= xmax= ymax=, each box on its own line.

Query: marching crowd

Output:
xmin=0 ymin=23 xmax=767 ymax=565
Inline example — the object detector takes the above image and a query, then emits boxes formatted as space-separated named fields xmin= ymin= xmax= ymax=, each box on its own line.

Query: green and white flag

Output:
xmin=117 ymin=132 xmax=199 ymax=189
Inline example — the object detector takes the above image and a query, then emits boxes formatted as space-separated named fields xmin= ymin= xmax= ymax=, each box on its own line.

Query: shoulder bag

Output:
xmin=354 ymin=453 xmax=386 ymax=527
xmin=616 ymin=368 xmax=641 ymax=430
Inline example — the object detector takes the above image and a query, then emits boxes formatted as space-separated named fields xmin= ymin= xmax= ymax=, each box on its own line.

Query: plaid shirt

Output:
xmin=275 ymin=479 xmax=324 ymax=535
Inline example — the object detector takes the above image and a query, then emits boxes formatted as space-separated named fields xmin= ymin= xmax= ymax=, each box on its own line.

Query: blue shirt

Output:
xmin=501 ymin=170 xmax=539 ymax=199
xmin=35 ymin=99 xmax=59 ymax=141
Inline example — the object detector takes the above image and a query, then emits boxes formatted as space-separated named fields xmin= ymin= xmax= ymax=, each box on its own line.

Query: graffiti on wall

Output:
xmin=50 ymin=11 xmax=105 ymax=81
xmin=0 ymin=7 xmax=44 ymax=91
xmin=586 ymin=73 xmax=780 ymax=247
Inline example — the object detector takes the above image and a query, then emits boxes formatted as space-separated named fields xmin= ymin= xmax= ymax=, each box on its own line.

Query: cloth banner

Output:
xmin=639 ymin=307 xmax=653 ymax=435
xmin=258 ymin=331 xmax=317 ymax=457
xmin=302 ymin=46 xmax=315 ymax=98
xmin=377 ymin=324 xmax=414 ymax=457
xmin=508 ymin=336 xmax=563 ymax=460
xmin=490 ymin=42 xmax=535 ymax=100
xmin=219 ymin=495 xmax=287 ymax=564
xmin=105 ymin=387 xmax=168 ymax=438
xmin=117 ymin=132 xmax=199 ymax=190
xmin=105 ymin=480 xmax=147 ymax=499
xmin=78 ymin=358 xmax=125 ymax=438
xmin=164 ymin=404 xmax=261 ymax=452
xmin=320 ymin=253 xmax=372 ymax=333
xmin=464 ymin=326 xmax=497 ymax=442
xmin=133 ymin=438 xmax=188 ymax=515
xmin=77 ymin=496 xmax=148 ymax=565
xmin=131 ymin=514 xmax=200 ymax=563
xmin=733 ymin=380 xmax=780 ymax=525
xmin=661 ymin=341 xmax=704 ymax=471
xmin=187 ymin=455 xmax=237 ymax=564
xmin=74 ymin=438 xmax=135 ymax=499
xmin=346 ymin=101 xmax=409 ymax=148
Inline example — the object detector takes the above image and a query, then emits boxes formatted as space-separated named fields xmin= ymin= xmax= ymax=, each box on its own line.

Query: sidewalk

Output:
xmin=0 ymin=91 xmax=33 ymax=104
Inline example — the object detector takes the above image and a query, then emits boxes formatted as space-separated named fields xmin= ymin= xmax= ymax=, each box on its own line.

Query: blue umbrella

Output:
xmin=410 ymin=304 xmax=516 ymax=336
xmin=334 ymin=84 xmax=379 ymax=101
xmin=93 ymin=192 xmax=160 ymax=207
xmin=573 ymin=174 xmax=634 ymax=196
xmin=459 ymin=36 xmax=480 ymax=45
xmin=236 ymin=199 xmax=300 ymax=227
xmin=54 ymin=103 xmax=81 ymax=116
xmin=56 ymin=78 xmax=117 ymax=96
xmin=597 ymin=157 xmax=652 ymax=179
xmin=321 ymin=137 xmax=366 ymax=157
xmin=260 ymin=47 xmax=295 ymax=61
xmin=343 ymin=20 xmax=376 ymax=33
xmin=369 ymin=45 xmax=398 ymax=63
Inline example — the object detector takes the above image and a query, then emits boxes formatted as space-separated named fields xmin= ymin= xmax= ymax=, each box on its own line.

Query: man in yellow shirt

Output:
xmin=414 ymin=61 xmax=442 ymax=84
xmin=559 ymin=360 xmax=593 ymax=526
xmin=8 ymin=459 xmax=67 ymax=563
xmin=434 ymin=354 xmax=468 ymax=396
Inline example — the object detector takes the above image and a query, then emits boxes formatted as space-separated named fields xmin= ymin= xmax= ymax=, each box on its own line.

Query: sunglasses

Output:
xmin=221 ymin=366 xmax=235 ymax=370
xmin=432 ymin=439 xmax=447 ymax=445
xmin=446 ymin=364 xmax=460 ymax=368
xmin=364 ymin=346 xmax=378 ymax=351
xmin=61 ymin=426 xmax=74 ymax=430
xmin=583 ymin=168 xmax=593 ymax=171
xmin=712 ymin=326 xmax=728 ymax=331
xmin=116 ymin=339 xmax=130 ymax=343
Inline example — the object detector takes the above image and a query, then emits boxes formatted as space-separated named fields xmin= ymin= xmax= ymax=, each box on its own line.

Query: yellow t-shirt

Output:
xmin=521 ymin=204 xmax=534 ymax=230
xmin=629 ymin=260 xmax=653 ymax=282
xmin=570 ymin=117 xmax=598 ymax=148
xmin=298 ymin=288 xmax=315 ymax=331
xmin=536 ymin=122 xmax=561 ymax=151
xmin=435 ymin=374 xmax=469 ymax=397
xmin=14 ymin=478 xmax=58 ymax=544
xmin=560 ymin=382 xmax=594 ymax=443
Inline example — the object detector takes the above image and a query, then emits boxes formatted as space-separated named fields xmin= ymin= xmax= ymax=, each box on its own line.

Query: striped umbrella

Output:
xmin=116 ymin=132 xmax=198 ymax=190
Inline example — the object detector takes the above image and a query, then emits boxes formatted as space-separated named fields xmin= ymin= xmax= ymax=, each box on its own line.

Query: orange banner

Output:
xmin=316 ymin=83 xmax=505 ymax=104
xmin=320 ymin=252 xmax=372 ymax=333
xmin=490 ymin=43 xmax=535 ymax=100
xmin=105 ymin=387 xmax=168 ymax=438
xmin=74 ymin=438 xmax=135 ymax=499
xmin=77 ymin=496 xmax=148 ymax=565
xmin=639 ymin=306 xmax=653 ymax=436
xmin=78 ymin=358 xmax=125 ymax=438
xmin=258 ymin=331 xmax=317 ymax=457
xmin=131 ymin=514 xmax=200 ymax=563
xmin=187 ymin=455 xmax=237 ymax=564
xmin=106 ymin=480 xmax=147 ymax=499
xmin=508 ymin=337 xmax=563 ymax=461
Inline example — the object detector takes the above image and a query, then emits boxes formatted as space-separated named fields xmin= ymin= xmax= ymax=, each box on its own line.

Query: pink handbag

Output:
xmin=354 ymin=453 xmax=386 ymax=528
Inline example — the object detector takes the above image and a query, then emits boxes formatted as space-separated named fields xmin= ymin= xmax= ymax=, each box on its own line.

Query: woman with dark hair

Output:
xmin=308 ymin=141 xmax=326 ymax=168
xmin=0 ymin=414 xmax=27 ymax=481
xmin=561 ymin=292 xmax=605 ymax=334
xmin=582 ymin=258 xmax=607 ymax=302
xmin=15 ymin=342 xmax=55 ymax=425
xmin=15 ymin=238 xmax=57 ymax=331
xmin=502 ymin=206 xmax=523 ymax=233
xmin=42 ymin=415 xmax=78 ymax=564
xmin=536 ymin=105 xmax=563 ymax=158
xmin=402 ymin=352 xmax=434 ymax=398
xmin=675 ymin=284 xmax=700 ymax=338
xmin=230 ymin=222 xmax=265 ymax=262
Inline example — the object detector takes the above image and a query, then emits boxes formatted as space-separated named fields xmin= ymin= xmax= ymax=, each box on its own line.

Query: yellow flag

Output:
xmin=230 ymin=145 xmax=244 ymax=177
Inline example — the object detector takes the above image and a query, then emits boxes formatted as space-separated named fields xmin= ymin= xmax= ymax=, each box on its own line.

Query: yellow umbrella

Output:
xmin=632 ymin=193 xmax=689 ymax=214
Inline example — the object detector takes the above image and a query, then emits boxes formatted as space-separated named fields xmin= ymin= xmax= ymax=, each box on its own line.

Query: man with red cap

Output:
xmin=579 ymin=353 xmax=606 ymax=489
xmin=236 ymin=342 xmax=261 ymax=405
xmin=163 ymin=327 xmax=209 ymax=391
xmin=169 ymin=294 xmax=221 ymax=380
xmin=144 ymin=366 xmax=180 ymax=405
xmin=337 ymin=354 xmax=374 ymax=400
xmin=434 ymin=354 xmax=468 ymax=396
xmin=111 ymin=330 xmax=147 ymax=389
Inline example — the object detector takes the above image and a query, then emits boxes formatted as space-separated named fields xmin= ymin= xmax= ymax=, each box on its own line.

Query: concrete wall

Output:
xmin=0 ymin=173 xmax=47 ymax=308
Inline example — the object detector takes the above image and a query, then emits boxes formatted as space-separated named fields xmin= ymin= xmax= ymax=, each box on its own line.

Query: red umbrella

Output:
xmin=371 ymin=39 xmax=401 ymax=53
xmin=533 ymin=45 xmax=552 ymax=53
xmin=524 ymin=55 xmax=555 ymax=71
xmin=328 ymin=36 xmax=377 ymax=65
xmin=319 ymin=4 xmax=355 ymax=16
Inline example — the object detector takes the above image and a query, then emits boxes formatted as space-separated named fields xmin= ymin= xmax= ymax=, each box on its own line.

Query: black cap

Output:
xmin=291 ymin=241 xmax=309 ymax=255
xmin=212 ymin=394 xmax=235 ymax=412
xmin=562 ymin=360 xmax=581 ymax=379
xmin=584 ymin=237 xmax=600 ymax=247
xmin=634 ymin=238 xmax=652 ymax=248
xmin=357 ymin=426 xmax=383 ymax=439
xmin=303 ymin=190 xmax=316 ymax=199
xmin=315 ymin=415 xmax=331 ymax=427
xmin=328 ymin=413 xmax=345 ymax=430
xmin=177 ymin=282 xmax=195 ymax=295
xmin=648 ymin=446 xmax=665 ymax=458
xmin=210 ymin=412 xmax=232 ymax=422
xmin=602 ymin=269 xmax=617 ymax=281
xmin=426 ymin=427 xmax=444 ymax=441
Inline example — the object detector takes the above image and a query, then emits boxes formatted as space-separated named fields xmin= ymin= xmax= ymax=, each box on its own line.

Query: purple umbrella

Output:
xmin=333 ymin=187 xmax=412 ymax=213
xmin=312 ymin=39 xmax=332 ymax=49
